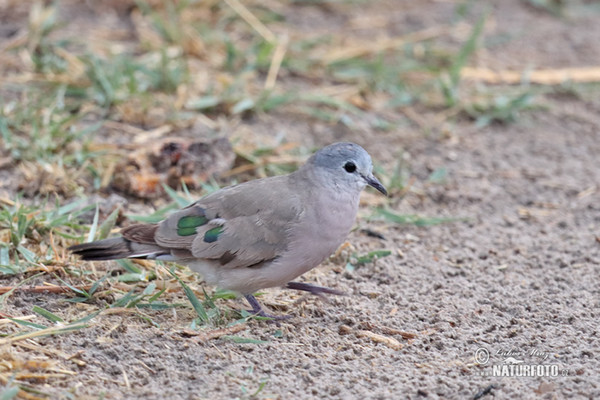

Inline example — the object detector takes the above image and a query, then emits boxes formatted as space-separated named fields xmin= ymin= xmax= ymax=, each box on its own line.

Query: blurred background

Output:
xmin=1 ymin=0 xmax=599 ymax=398
xmin=2 ymin=0 xmax=598 ymax=202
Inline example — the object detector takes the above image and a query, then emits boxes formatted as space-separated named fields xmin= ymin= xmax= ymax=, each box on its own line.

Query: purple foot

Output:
xmin=286 ymin=282 xmax=346 ymax=298
xmin=244 ymin=294 xmax=292 ymax=321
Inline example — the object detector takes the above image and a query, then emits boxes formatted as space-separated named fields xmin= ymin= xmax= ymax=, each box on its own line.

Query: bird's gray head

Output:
xmin=305 ymin=142 xmax=387 ymax=196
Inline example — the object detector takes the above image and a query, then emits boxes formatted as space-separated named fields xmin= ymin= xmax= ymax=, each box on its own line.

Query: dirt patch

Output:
xmin=1 ymin=1 xmax=599 ymax=399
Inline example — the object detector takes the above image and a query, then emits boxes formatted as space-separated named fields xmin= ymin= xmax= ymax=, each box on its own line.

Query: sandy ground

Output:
xmin=2 ymin=1 xmax=600 ymax=399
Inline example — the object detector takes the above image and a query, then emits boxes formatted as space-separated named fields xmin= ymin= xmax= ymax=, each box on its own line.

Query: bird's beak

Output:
xmin=363 ymin=173 xmax=388 ymax=196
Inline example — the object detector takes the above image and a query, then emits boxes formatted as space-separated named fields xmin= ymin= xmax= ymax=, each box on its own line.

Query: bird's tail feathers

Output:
xmin=68 ymin=238 xmax=168 ymax=261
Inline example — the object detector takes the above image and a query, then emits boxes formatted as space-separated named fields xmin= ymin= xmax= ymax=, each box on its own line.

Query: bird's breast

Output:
xmin=274 ymin=189 xmax=360 ymax=279
xmin=310 ymin=190 xmax=358 ymax=245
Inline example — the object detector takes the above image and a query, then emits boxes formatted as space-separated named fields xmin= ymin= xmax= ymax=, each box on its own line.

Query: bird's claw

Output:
xmin=244 ymin=294 xmax=291 ymax=322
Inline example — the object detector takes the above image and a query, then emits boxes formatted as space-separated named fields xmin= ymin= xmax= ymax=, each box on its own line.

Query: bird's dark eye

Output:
xmin=344 ymin=162 xmax=357 ymax=173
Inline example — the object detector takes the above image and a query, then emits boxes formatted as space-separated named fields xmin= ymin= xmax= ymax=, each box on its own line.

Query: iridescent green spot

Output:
xmin=204 ymin=226 xmax=223 ymax=243
xmin=177 ymin=215 xmax=208 ymax=236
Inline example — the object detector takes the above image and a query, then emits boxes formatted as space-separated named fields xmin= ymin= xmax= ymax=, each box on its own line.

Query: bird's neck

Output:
xmin=293 ymin=165 xmax=361 ymax=214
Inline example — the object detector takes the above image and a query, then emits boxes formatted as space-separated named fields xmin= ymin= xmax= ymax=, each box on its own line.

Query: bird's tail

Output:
xmin=68 ymin=237 xmax=169 ymax=261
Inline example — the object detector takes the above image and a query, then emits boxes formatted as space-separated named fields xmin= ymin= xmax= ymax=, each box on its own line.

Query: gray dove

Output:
xmin=69 ymin=142 xmax=387 ymax=318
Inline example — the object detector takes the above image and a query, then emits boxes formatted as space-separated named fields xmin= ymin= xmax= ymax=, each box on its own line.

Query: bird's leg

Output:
xmin=244 ymin=294 xmax=292 ymax=320
xmin=286 ymin=282 xmax=345 ymax=300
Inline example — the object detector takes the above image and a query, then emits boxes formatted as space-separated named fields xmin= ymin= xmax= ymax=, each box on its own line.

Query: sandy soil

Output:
xmin=2 ymin=1 xmax=600 ymax=399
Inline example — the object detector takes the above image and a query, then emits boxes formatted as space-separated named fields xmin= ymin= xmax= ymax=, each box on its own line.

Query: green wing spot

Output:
xmin=204 ymin=226 xmax=223 ymax=243
xmin=177 ymin=215 xmax=208 ymax=236
xmin=178 ymin=215 xmax=208 ymax=228
xmin=177 ymin=227 xmax=197 ymax=236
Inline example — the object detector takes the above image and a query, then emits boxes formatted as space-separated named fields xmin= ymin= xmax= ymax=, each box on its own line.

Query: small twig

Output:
xmin=101 ymin=160 xmax=117 ymax=189
xmin=400 ymin=107 xmax=431 ymax=131
xmin=321 ymin=24 xmax=464 ymax=64
xmin=0 ymin=197 xmax=15 ymax=206
xmin=339 ymin=325 xmax=404 ymax=350
xmin=333 ymin=241 xmax=353 ymax=258
xmin=223 ymin=0 xmax=276 ymax=43
xmin=102 ymin=120 xmax=145 ymax=136
xmin=12 ymin=373 xmax=75 ymax=380
xmin=355 ymin=329 xmax=403 ymax=350
xmin=121 ymin=366 xmax=131 ymax=389
xmin=264 ymin=34 xmax=289 ymax=91
xmin=0 ymin=314 xmax=36 ymax=325
xmin=0 ymin=323 xmax=89 ymax=345
xmin=49 ymin=231 xmax=58 ymax=263
xmin=182 ymin=323 xmax=247 ymax=343
xmin=357 ymin=321 xmax=418 ymax=340
xmin=138 ymin=360 xmax=157 ymax=374
xmin=16 ymin=340 xmax=85 ymax=367
xmin=577 ymin=185 xmax=596 ymax=199
xmin=131 ymin=124 xmax=173 ymax=145
xmin=379 ymin=326 xmax=418 ymax=340
xmin=101 ymin=308 xmax=145 ymax=316
xmin=461 ymin=66 xmax=600 ymax=85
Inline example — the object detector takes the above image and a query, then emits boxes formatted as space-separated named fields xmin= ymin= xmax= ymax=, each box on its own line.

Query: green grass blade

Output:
xmin=0 ymin=385 xmax=19 ymax=400
xmin=86 ymin=204 xmax=100 ymax=243
xmin=73 ymin=310 xmax=102 ymax=324
xmin=142 ymin=282 xmax=157 ymax=295
xmin=32 ymin=305 xmax=64 ymax=323
xmin=147 ymin=287 xmax=167 ymax=303
xmin=222 ymin=336 xmax=269 ymax=344
xmin=116 ymin=272 xmax=152 ymax=283
xmin=0 ymin=246 xmax=10 ymax=266
xmin=17 ymin=245 xmax=38 ymax=264
xmin=111 ymin=288 xmax=139 ymax=308
xmin=116 ymin=259 xmax=142 ymax=274
xmin=185 ymin=96 xmax=220 ymax=110
xmin=449 ymin=15 xmax=486 ymax=86
xmin=55 ymin=198 xmax=87 ymax=217
xmin=127 ymin=202 xmax=179 ymax=223
xmin=373 ymin=208 xmax=466 ymax=227
xmin=162 ymin=184 xmax=191 ymax=208
xmin=52 ymin=275 xmax=90 ymax=298
xmin=354 ymin=250 xmax=392 ymax=265
xmin=5 ymin=316 xmax=48 ymax=330
xmin=169 ymin=269 xmax=208 ymax=323
xmin=202 ymin=287 xmax=217 ymax=309
xmin=88 ymin=275 xmax=108 ymax=296
xmin=97 ymin=206 xmax=121 ymax=240
xmin=427 ymin=167 xmax=447 ymax=184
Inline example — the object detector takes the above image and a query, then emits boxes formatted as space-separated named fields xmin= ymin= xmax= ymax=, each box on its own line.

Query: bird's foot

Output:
xmin=244 ymin=294 xmax=292 ymax=321
xmin=286 ymin=282 xmax=345 ymax=301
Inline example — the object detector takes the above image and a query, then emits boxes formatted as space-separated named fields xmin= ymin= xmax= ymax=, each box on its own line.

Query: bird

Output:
xmin=69 ymin=142 xmax=388 ymax=319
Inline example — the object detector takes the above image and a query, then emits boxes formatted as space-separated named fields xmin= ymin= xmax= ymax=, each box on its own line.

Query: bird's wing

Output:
xmin=152 ymin=175 xmax=304 ymax=268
